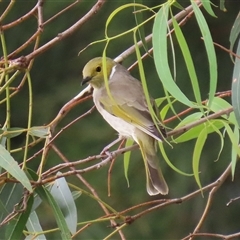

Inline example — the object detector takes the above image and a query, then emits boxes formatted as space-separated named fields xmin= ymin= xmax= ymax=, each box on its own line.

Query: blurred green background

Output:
xmin=0 ymin=0 xmax=240 ymax=239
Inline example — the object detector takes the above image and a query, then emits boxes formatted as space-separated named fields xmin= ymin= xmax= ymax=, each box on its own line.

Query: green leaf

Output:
xmin=25 ymin=211 xmax=46 ymax=240
xmin=175 ymin=112 xmax=203 ymax=128
xmin=192 ymin=1 xmax=217 ymax=108
xmin=174 ymin=120 xmax=224 ymax=143
xmin=5 ymin=195 xmax=33 ymax=240
xmin=50 ymin=173 xmax=77 ymax=235
xmin=159 ymin=143 xmax=193 ymax=176
xmin=35 ymin=185 xmax=72 ymax=239
xmin=220 ymin=0 xmax=227 ymax=12
xmin=172 ymin=1 xmax=184 ymax=11
xmin=192 ymin=128 xmax=208 ymax=191
xmin=71 ymin=191 xmax=82 ymax=200
xmin=231 ymin=38 xmax=240 ymax=127
xmin=157 ymin=97 xmax=175 ymax=120
xmin=201 ymin=0 xmax=217 ymax=17
xmin=172 ymin=15 xmax=202 ymax=106
xmin=134 ymin=0 xmax=149 ymax=54
xmin=29 ymin=126 xmax=49 ymax=138
xmin=208 ymin=120 xmax=225 ymax=162
xmin=123 ymin=139 xmax=134 ymax=187
xmin=231 ymin=125 xmax=239 ymax=179
xmin=0 ymin=128 xmax=25 ymax=139
xmin=210 ymin=97 xmax=236 ymax=124
xmin=0 ymin=183 xmax=24 ymax=223
xmin=152 ymin=3 xmax=194 ymax=108
xmin=229 ymin=11 xmax=240 ymax=58
xmin=223 ymin=122 xmax=240 ymax=170
xmin=0 ymin=145 xmax=32 ymax=192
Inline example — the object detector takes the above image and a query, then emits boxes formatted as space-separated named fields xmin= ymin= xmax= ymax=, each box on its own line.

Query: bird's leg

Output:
xmin=100 ymin=135 xmax=124 ymax=157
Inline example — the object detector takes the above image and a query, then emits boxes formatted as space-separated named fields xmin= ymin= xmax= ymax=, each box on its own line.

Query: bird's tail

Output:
xmin=137 ymin=136 xmax=168 ymax=196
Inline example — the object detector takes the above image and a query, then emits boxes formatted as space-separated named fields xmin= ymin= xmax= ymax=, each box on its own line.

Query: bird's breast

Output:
xmin=93 ymin=91 xmax=135 ymax=139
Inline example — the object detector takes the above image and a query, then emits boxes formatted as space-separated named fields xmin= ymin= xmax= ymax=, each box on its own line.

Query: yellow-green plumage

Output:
xmin=82 ymin=57 xmax=168 ymax=195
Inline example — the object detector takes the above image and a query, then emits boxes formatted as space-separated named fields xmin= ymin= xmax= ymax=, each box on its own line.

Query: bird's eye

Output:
xmin=96 ymin=66 xmax=101 ymax=72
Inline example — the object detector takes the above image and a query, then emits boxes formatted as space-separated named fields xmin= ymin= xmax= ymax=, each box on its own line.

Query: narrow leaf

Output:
xmin=123 ymin=139 xmax=134 ymax=187
xmin=0 ymin=183 xmax=23 ymax=222
xmin=223 ymin=123 xmax=240 ymax=169
xmin=229 ymin=11 xmax=240 ymax=57
xmin=29 ymin=126 xmax=49 ymax=138
xmin=152 ymin=3 xmax=194 ymax=107
xmin=50 ymin=173 xmax=77 ymax=235
xmin=159 ymin=143 xmax=193 ymax=176
xmin=192 ymin=128 xmax=208 ymax=191
xmin=201 ymin=0 xmax=217 ymax=17
xmin=231 ymin=125 xmax=239 ymax=179
xmin=192 ymin=1 xmax=217 ymax=107
xmin=25 ymin=211 xmax=46 ymax=240
xmin=35 ymin=186 xmax=71 ymax=239
xmin=220 ymin=0 xmax=227 ymax=12
xmin=210 ymin=97 xmax=236 ymax=124
xmin=231 ymin=38 xmax=240 ymax=127
xmin=172 ymin=16 xmax=202 ymax=106
xmin=6 ymin=195 xmax=33 ymax=240
xmin=0 ymin=145 xmax=32 ymax=192
xmin=174 ymin=120 xmax=224 ymax=143
xmin=0 ymin=128 xmax=25 ymax=139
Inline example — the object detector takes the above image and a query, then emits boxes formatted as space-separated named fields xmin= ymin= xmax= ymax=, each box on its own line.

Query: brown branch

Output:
xmin=37 ymin=0 xmax=44 ymax=28
xmin=183 ymin=232 xmax=240 ymax=240
xmin=164 ymin=90 xmax=232 ymax=124
xmin=209 ymin=38 xmax=240 ymax=59
xmin=43 ymin=0 xmax=80 ymax=26
xmin=0 ymin=0 xmax=15 ymax=24
xmin=167 ymin=107 xmax=233 ymax=137
xmin=51 ymin=144 xmax=126 ymax=240
xmin=41 ymin=144 xmax=139 ymax=181
xmin=1 ymin=3 xmax=38 ymax=30
xmin=24 ymin=0 xmax=107 ymax=63
xmin=8 ymin=29 xmax=43 ymax=59
xmin=115 ymin=0 xmax=202 ymax=63
xmin=113 ymin=162 xmax=232 ymax=228
xmin=36 ymin=106 xmax=233 ymax=180
xmin=189 ymin=163 xmax=232 ymax=240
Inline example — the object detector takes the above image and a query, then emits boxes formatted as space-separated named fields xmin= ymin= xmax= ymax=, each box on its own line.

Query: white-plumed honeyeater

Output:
xmin=81 ymin=57 xmax=168 ymax=195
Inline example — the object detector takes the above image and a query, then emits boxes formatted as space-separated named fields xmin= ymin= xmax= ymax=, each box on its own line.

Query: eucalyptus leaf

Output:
xmin=123 ymin=138 xmax=134 ymax=187
xmin=192 ymin=128 xmax=208 ymax=192
xmin=152 ymin=3 xmax=194 ymax=108
xmin=5 ymin=195 xmax=33 ymax=240
xmin=35 ymin=185 xmax=72 ymax=239
xmin=25 ymin=211 xmax=46 ymax=240
xmin=0 ymin=146 xmax=32 ymax=192
xmin=29 ymin=126 xmax=49 ymax=138
xmin=50 ymin=173 xmax=77 ymax=235
xmin=231 ymin=38 xmax=240 ymax=127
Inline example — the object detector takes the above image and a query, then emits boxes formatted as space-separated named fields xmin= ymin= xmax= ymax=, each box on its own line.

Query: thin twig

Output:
xmin=1 ymin=3 xmax=38 ymax=30
xmin=24 ymin=0 xmax=107 ymax=63
xmin=188 ymin=163 xmax=232 ymax=240
xmin=43 ymin=0 xmax=79 ymax=26
xmin=51 ymin=144 xmax=126 ymax=240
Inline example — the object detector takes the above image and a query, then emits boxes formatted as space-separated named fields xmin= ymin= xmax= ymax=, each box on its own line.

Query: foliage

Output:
xmin=0 ymin=0 xmax=240 ymax=239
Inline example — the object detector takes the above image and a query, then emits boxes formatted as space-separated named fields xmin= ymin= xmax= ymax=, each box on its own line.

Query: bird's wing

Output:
xmin=98 ymin=78 xmax=165 ymax=141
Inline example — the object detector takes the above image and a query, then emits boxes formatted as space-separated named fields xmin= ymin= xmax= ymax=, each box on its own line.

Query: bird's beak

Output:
xmin=81 ymin=76 xmax=92 ymax=86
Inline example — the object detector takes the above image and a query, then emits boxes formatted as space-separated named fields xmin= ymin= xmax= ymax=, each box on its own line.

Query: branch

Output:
xmin=25 ymin=0 xmax=107 ymax=63
xmin=114 ymin=0 xmax=202 ymax=63
xmin=188 ymin=163 xmax=232 ymax=239
xmin=38 ymin=106 xmax=234 ymax=179
xmin=168 ymin=107 xmax=233 ymax=137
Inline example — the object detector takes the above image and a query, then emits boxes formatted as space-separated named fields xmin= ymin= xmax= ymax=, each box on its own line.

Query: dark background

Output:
xmin=0 ymin=0 xmax=240 ymax=239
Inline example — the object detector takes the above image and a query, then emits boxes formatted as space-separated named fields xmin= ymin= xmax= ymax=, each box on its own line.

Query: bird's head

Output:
xmin=81 ymin=57 xmax=116 ymax=88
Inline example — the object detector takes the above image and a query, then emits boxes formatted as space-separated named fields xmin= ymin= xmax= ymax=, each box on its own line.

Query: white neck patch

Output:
xmin=109 ymin=65 xmax=117 ymax=80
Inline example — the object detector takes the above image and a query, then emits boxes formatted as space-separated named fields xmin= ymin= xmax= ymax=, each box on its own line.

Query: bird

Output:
xmin=81 ymin=57 xmax=168 ymax=195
